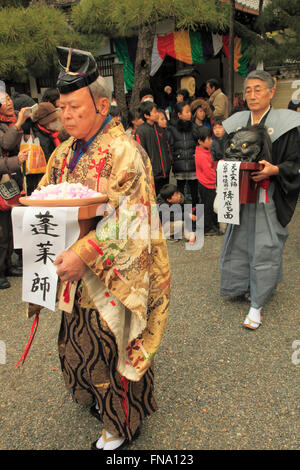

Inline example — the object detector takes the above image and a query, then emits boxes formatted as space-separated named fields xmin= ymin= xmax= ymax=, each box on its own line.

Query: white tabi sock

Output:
xmin=95 ymin=429 xmax=125 ymax=450
xmin=243 ymin=306 xmax=262 ymax=329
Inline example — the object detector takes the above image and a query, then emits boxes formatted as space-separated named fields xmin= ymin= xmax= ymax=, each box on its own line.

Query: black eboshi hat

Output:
xmin=56 ymin=46 xmax=99 ymax=94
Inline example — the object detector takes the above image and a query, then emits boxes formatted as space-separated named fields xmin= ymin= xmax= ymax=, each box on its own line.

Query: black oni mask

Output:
xmin=225 ymin=124 xmax=272 ymax=163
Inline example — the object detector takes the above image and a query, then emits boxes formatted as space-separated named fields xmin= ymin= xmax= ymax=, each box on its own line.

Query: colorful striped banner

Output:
xmin=155 ymin=30 xmax=205 ymax=65
xmin=114 ymin=30 xmax=250 ymax=91
xmin=222 ymin=35 xmax=249 ymax=78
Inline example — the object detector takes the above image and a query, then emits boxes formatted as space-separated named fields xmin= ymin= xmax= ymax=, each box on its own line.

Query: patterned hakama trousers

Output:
xmin=220 ymin=184 xmax=288 ymax=309
xmin=58 ymin=291 xmax=158 ymax=441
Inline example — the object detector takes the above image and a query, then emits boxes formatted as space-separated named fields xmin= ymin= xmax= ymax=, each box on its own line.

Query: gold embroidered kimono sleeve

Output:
xmin=38 ymin=122 xmax=170 ymax=381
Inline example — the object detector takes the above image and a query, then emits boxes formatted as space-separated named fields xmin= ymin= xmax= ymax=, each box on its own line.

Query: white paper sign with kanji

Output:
xmin=12 ymin=206 xmax=80 ymax=312
xmin=217 ymin=161 xmax=241 ymax=225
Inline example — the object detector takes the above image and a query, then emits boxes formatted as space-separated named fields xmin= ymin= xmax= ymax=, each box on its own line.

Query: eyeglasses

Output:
xmin=244 ymin=86 xmax=269 ymax=96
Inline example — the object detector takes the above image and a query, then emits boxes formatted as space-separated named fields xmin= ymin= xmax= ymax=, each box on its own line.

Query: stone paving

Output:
xmin=0 ymin=206 xmax=299 ymax=450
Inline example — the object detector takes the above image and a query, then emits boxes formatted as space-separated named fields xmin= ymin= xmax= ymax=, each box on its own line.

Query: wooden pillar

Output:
xmin=112 ymin=62 xmax=128 ymax=123
xmin=28 ymin=74 xmax=39 ymax=100
xmin=129 ymin=24 xmax=155 ymax=111
xmin=228 ymin=0 xmax=235 ymax=115
xmin=259 ymin=0 xmax=264 ymax=14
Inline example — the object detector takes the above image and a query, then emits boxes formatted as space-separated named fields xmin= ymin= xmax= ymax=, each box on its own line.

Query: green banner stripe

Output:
xmin=238 ymin=37 xmax=249 ymax=78
xmin=190 ymin=31 xmax=205 ymax=64
xmin=114 ymin=38 xmax=135 ymax=91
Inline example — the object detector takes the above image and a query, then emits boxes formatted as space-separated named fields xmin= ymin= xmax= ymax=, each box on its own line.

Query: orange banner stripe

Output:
xmin=234 ymin=37 xmax=243 ymax=72
xmin=174 ymin=30 xmax=193 ymax=64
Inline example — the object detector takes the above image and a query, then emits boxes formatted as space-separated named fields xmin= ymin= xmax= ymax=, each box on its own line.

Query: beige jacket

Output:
xmin=208 ymin=88 xmax=229 ymax=119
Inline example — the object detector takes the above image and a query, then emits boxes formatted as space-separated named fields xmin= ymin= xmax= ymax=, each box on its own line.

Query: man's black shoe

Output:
xmin=5 ymin=267 xmax=23 ymax=277
xmin=0 ymin=277 xmax=11 ymax=289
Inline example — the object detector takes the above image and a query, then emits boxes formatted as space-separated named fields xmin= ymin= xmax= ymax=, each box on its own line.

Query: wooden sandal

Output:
xmin=91 ymin=428 xmax=140 ymax=451
xmin=243 ymin=315 xmax=263 ymax=330
xmin=91 ymin=429 xmax=126 ymax=451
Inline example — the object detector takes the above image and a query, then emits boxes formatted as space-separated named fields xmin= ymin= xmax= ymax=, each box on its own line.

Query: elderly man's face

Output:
xmin=59 ymin=87 xmax=109 ymax=141
xmin=206 ymin=83 xmax=215 ymax=96
xmin=244 ymin=78 xmax=275 ymax=114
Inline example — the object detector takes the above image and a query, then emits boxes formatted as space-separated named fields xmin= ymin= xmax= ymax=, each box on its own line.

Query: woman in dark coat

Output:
xmin=0 ymin=91 xmax=29 ymax=288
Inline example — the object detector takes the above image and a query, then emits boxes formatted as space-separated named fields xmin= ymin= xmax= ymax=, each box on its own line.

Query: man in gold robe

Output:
xmin=37 ymin=47 xmax=170 ymax=450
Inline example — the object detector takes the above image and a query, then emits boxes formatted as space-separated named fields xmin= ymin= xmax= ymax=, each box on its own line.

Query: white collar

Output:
xmin=251 ymin=106 xmax=271 ymax=125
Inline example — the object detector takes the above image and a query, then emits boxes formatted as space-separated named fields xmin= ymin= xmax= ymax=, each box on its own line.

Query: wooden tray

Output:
xmin=213 ymin=161 xmax=264 ymax=203
xmin=19 ymin=194 xmax=107 ymax=207
xmin=78 ymin=203 xmax=105 ymax=220
xmin=19 ymin=199 xmax=107 ymax=239
xmin=212 ymin=161 xmax=263 ymax=170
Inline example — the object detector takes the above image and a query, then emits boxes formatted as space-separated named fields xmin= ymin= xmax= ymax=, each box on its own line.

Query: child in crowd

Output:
xmin=110 ymin=105 xmax=122 ymax=125
xmin=126 ymin=108 xmax=143 ymax=138
xmin=210 ymin=119 xmax=226 ymax=161
xmin=210 ymin=119 xmax=227 ymax=234
xmin=157 ymin=109 xmax=168 ymax=129
xmin=135 ymin=101 xmax=171 ymax=196
xmin=157 ymin=108 xmax=173 ymax=158
xmin=176 ymin=88 xmax=190 ymax=104
xmin=168 ymin=101 xmax=199 ymax=211
xmin=193 ymin=126 xmax=219 ymax=236
xmin=191 ymin=99 xmax=212 ymax=131
xmin=157 ymin=183 xmax=197 ymax=244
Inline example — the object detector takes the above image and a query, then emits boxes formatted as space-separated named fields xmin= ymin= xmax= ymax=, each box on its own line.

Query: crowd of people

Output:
xmin=128 ymin=79 xmax=233 ymax=243
xmin=1 ymin=47 xmax=300 ymax=451
xmin=0 ymin=86 xmax=69 ymax=289
xmin=0 ymin=76 xmax=234 ymax=291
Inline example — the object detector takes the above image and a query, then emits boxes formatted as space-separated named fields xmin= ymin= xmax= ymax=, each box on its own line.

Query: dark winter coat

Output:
xmin=211 ymin=136 xmax=226 ymax=161
xmin=0 ymin=115 xmax=23 ymax=189
xmin=135 ymin=122 xmax=171 ymax=179
xmin=0 ymin=154 xmax=20 ymax=175
xmin=0 ymin=121 xmax=22 ymax=157
xmin=168 ymin=119 xmax=198 ymax=174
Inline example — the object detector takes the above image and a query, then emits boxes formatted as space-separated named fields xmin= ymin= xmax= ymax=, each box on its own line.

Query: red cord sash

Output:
xmin=63 ymin=281 xmax=70 ymax=303
xmin=121 ymin=376 xmax=130 ymax=428
xmin=258 ymin=178 xmax=270 ymax=202
xmin=15 ymin=312 xmax=40 ymax=367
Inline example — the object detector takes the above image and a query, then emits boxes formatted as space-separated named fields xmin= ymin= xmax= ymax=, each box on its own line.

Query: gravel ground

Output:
xmin=0 ymin=205 xmax=299 ymax=451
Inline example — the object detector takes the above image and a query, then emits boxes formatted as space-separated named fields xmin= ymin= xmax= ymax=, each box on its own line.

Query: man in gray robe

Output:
xmin=220 ymin=70 xmax=300 ymax=329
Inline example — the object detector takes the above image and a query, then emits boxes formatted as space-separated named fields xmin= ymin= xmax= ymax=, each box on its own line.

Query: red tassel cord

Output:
xmin=121 ymin=376 xmax=130 ymax=429
xmin=58 ymin=156 xmax=68 ymax=183
xmin=63 ymin=281 xmax=70 ymax=303
xmin=15 ymin=312 xmax=40 ymax=367
xmin=258 ymin=178 xmax=270 ymax=203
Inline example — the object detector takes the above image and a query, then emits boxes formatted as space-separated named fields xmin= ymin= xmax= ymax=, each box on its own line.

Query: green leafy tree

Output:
xmin=250 ymin=0 xmax=300 ymax=68
xmin=71 ymin=0 xmax=230 ymax=109
xmin=0 ymin=4 xmax=81 ymax=82
xmin=0 ymin=0 xmax=30 ymax=6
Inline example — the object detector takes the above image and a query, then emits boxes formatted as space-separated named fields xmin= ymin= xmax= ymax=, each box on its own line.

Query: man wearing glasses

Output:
xmin=219 ymin=70 xmax=300 ymax=330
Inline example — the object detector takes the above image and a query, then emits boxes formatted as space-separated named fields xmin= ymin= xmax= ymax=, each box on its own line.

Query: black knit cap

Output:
xmin=56 ymin=46 xmax=99 ymax=94
xmin=139 ymin=87 xmax=154 ymax=101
